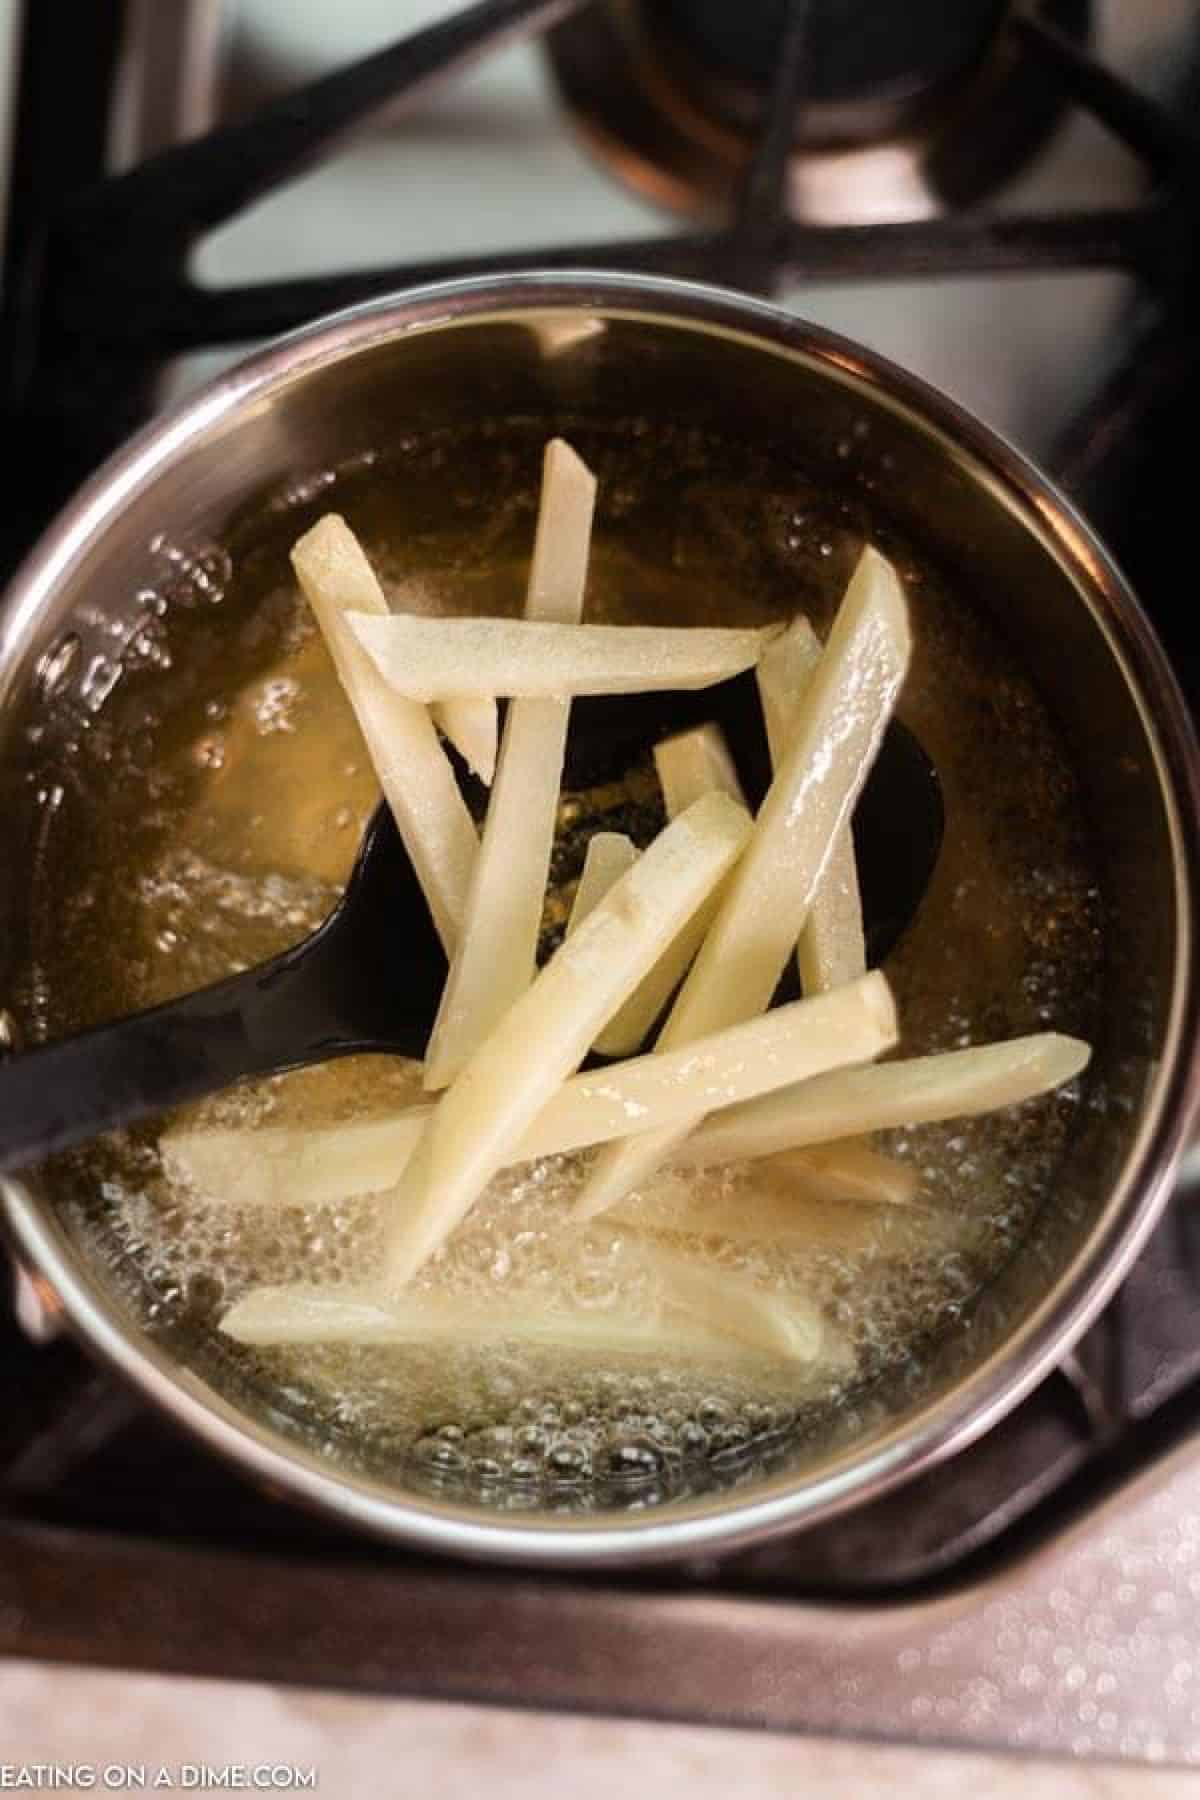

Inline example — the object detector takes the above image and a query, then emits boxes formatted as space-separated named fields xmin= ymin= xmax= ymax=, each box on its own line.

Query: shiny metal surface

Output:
xmin=0 ymin=272 xmax=1197 ymax=1566
xmin=546 ymin=0 xmax=1087 ymax=224
xmin=106 ymin=0 xmax=225 ymax=171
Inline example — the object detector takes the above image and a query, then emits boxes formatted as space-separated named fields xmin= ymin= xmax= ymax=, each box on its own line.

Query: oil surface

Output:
xmin=22 ymin=418 xmax=1102 ymax=1508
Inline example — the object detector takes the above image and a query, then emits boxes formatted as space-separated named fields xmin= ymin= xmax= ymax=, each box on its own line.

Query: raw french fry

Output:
xmin=382 ymin=791 xmax=753 ymax=1287
xmin=479 ymin=970 xmax=895 ymax=1161
xmin=593 ymin=940 xmax=696 ymax=1060
xmin=762 ymin=1141 xmax=919 ymax=1208
xmin=640 ymin=1242 xmax=830 ymax=1363
xmin=221 ymin=1283 xmax=760 ymax=1360
xmin=162 ymin=1114 xmax=418 ymax=1211
xmin=663 ymin=548 xmax=907 ymax=1019
xmin=432 ymin=697 xmax=498 ymax=785
xmin=167 ymin=972 xmax=896 ymax=1209
xmin=614 ymin=1181 xmax=954 ymax=1260
xmin=566 ymin=832 xmax=638 ymax=935
xmin=223 ymin=1242 xmax=842 ymax=1369
xmin=653 ymin=723 xmax=746 ymax=814
xmin=290 ymin=515 xmax=477 ymax=953
xmin=595 ymin=723 xmax=746 ymax=1057
xmin=346 ymin=613 xmax=780 ymax=700
xmin=575 ymin=545 xmax=911 ymax=1220
xmin=758 ymin=616 xmax=866 ymax=993
xmin=423 ymin=440 xmax=596 ymax=1091
xmin=679 ymin=1034 xmax=1092 ymax=1166
xmin=591 ymin=918 xmax=704 ymax=1058
xmin=550 ymin=972 xmax=888 ymax=1137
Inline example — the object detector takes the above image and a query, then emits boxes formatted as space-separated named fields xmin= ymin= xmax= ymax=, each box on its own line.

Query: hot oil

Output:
xmin=25 ymin=418 xmax=1102 ymax=1507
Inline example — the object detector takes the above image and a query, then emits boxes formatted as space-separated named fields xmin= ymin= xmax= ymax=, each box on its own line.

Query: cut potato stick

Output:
xmin=758 ymin=616 xmax=866 ymax=994
xmin=653 ymin=723 xmax=746 ymax=814
xmin=347 ymin=613 xmax=780 ymax=700
xmin=679 ymin=1034 xmax=1092 ymax=1167
xmin=566 ymin=832 xmax=638 ymax=935
xmin=383 ymin=790 xmax=753 ymax=1286
xmin=165 ymin=971 xmax=897 ymax=1210
xmin=423 ymin=440 xmax=596 ymax=1091
xmin=290 ymin=515 xmax=478 ymax=953
xmin=761 ymin=1141 xmax=919 ymax=1208
xmin=221 ymin=1283 xmax=766 ymax=1361
xmin=592 ymin=916 xmax=705 ymax=1059
xmin=665 ymin=548 xmax=906 ymax=1022
xmin=222 ymin=1251 xmax=842 ymax=1368
xmin=592 ymin=936 xmax=695 ymax=1060
xmin=575 ymin=545 xmax=911 ymax=1221
xmin=614 ymin=1183 xmax=954 ymax=1261
xmin=162 ymin=1114 xmax=417 ymax=1211
xmin=595 ymin=724 xmax=746 ymax=1057
xmin=432 ymin=696 xmax=498 ymax=784
xmin=502 ymin=970 xmax=895 ymax=1153
xmin=639 ymin=1242 xmax=831 ymax=1363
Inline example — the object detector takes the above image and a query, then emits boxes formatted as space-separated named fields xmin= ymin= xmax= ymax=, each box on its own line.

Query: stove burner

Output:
xmin=547 ymin=0 xmax=1092 ymax=222
xmin=652 ymin=0 xmax=1009 ymax=140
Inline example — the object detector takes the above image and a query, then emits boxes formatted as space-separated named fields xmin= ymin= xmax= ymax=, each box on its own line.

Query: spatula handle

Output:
xmin=0 ymin=948 xmax=307 ymax=1172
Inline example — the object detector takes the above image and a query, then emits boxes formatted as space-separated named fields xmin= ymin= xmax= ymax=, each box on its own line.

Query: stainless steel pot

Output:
xmin=1 ymin=272 xmax=1197 ymax=1566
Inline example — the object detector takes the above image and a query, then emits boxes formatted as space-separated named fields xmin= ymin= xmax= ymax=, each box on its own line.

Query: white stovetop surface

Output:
xmin=2 ymin=0 xmax=1199 ymax=1785
xmin=0 ymin=1657 xmax=1196 ymax=1796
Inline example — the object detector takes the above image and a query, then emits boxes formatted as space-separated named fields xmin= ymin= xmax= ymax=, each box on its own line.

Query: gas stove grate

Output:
xmin=3 ymin=0 xmax=1199 ymax=523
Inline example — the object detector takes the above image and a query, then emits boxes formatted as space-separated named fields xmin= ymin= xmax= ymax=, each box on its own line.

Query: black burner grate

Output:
xmin=3 ymin=0 xmax=1199 ymax=520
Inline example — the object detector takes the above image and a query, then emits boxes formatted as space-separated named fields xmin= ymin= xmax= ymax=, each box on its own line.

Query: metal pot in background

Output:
xmin=0 ymin=272 xmax=1196 ymax=1565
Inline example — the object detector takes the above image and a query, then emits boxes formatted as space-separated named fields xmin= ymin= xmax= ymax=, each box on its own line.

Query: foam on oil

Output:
xmin=22 ymin=419 xmax=1101 ymax=1506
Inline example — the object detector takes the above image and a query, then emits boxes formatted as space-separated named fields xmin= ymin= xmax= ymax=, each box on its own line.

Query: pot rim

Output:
xmin=3 ymin=269 xmax=1198 ymax=1568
